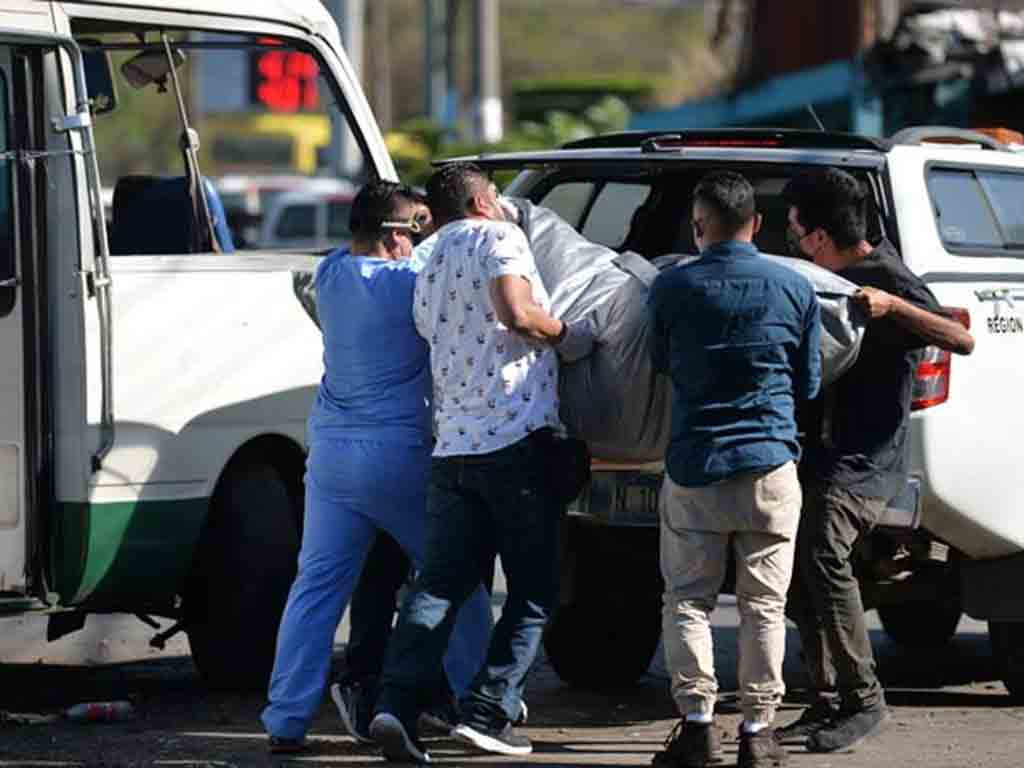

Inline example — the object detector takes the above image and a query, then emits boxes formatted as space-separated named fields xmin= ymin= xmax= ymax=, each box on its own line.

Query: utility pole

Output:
xmin=446 ymin=0 xmax=460 ymax=135
xmin=369 ymin=1 xmax=392 ymax=131
xmin=329 ymin=0 xmax=365 ymax=179
xmin=471 ymin=0 xmax=503 ymax=143
xmin=425 ymin=0 xmax=450 ymax=125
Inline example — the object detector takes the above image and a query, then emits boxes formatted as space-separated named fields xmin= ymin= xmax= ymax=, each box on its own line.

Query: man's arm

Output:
xmin=484 ymin=223 xmax=595 ymax=361
xmin=853 ymin=287 xmax=975 ymax=355
xmin=489 ymin=274 xmax=565 ymax=344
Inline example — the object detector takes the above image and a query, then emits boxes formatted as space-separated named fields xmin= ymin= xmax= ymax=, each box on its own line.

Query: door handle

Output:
xmin=0 ymin=277 xmax=19 ymax=288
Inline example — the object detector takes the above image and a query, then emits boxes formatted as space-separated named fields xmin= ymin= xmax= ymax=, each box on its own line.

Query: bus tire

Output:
xmin=185 ymin=459 xmax=300 ymax=691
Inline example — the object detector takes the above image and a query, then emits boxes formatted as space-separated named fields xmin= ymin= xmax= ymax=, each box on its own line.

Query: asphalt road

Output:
xmin=0 ymin=591 xmax=1020 ymax=768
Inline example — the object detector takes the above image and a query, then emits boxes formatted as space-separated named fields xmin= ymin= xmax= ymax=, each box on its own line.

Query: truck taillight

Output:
xmin=911 ymin=307 xmax=969 ymax=411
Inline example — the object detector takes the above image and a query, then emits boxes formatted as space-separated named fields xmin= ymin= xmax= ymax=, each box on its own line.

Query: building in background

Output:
xmin=633 ymin=0 xmax=1024 ymax=137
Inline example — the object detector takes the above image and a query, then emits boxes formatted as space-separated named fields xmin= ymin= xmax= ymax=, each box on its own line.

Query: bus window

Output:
xmin=81 ymin=31 xmax=369 ymax=254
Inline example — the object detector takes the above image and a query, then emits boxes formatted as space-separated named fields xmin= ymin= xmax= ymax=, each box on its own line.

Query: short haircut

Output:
xmin=426 ymin=162 xmax=491 ymax=223
xmin=782 ymin=168 xmax=867 ymax=249
xmin=692 ymin=170 xmax=756 ymax=237
xmin=348 ymin=180 xmax=417 ymax=238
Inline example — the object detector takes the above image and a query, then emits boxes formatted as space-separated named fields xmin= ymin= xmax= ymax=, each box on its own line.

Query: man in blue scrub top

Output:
xmin=262 ymin=181 xmax=491 ymax=754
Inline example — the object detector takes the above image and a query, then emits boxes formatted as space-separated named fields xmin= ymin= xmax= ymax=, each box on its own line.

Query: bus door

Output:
xmin=0 ymin=41 xmax=28 ymax=592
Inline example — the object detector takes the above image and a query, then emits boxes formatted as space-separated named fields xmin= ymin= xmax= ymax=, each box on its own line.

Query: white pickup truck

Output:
xmin=461 ymin=127 xmax=1024 ymax=698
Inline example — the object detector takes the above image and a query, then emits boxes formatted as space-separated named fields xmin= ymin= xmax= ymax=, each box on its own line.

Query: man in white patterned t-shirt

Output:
xmin=370 ymin=163 xmax=595 ymax=763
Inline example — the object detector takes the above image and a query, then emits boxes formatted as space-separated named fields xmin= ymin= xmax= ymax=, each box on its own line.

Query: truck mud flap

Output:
xmin=961 ymin=550 xmax=1024 ymax=621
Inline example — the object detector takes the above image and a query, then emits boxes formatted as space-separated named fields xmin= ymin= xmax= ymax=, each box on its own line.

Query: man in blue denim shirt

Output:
xmin=648 ymin=171 xmax=821 ymax=768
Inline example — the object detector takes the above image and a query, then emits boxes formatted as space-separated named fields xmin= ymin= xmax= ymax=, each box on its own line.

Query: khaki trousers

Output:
xmin=660 ymin=462 xmax=801 ymax=725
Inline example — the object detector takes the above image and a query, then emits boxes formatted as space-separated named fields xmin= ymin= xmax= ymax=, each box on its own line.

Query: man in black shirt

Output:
xmin=777 ymin=169 xmax=974 ymax=753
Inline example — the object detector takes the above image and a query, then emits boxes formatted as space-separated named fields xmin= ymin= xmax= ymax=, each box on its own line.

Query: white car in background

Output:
xmin=259 ymin=188 xmax=357 ymax=251
xmin=216 ymin=175 xmax=355 ymax=249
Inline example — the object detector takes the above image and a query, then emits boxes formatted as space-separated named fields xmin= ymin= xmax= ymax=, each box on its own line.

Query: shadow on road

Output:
xmin=0 ymin=618 xmax=1013 ymax=766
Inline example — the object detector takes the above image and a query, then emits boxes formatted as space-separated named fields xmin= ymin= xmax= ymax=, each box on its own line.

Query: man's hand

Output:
xmin=852 ymin=286 xmax=896 ymax=319
xmin=853 ymin=286 xmax=975 ymax=355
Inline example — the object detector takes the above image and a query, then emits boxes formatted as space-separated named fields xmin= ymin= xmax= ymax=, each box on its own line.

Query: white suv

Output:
xmin=458 ymin=127 xmax=1024 ymax=697
xmin=259 ymin=187 xmax=357 ymax=251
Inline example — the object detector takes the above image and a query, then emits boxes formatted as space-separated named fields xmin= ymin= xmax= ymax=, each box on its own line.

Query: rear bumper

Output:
xmin=577 ymin=465 xmax=924 ymax=530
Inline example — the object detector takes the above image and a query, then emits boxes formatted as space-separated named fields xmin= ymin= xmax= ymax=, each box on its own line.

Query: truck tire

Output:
xmin=989 ymin=621 xmax=1024 ymax=701
xmin=185 ymin=459 xmax=300 ymax=690
xmin=543 ymin=589 xmax=661 ymax=689
xmin=878 ymin=599 xmax=962 ymax=648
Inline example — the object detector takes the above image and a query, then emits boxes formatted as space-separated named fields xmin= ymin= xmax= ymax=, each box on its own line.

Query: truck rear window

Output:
xmin=928 ymin=167 xmax=1024 ymax=253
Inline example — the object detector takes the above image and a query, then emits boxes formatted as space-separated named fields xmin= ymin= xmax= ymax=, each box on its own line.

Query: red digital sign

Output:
xmin=250 ymin=38 xmax=320 ymax=112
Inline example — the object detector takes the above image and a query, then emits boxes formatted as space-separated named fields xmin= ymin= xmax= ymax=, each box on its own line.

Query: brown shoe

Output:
xmin=268 ymin=735 xmax=308 ymax=755
xmin=651 ymin=720 xmax=723 ymax=768
xmin=738 ymin=727 xmax=787 ymax=768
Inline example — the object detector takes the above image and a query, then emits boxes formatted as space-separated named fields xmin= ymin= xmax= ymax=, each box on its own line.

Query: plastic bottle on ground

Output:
xmin=63 ymin=701 xmax=135 ymax=722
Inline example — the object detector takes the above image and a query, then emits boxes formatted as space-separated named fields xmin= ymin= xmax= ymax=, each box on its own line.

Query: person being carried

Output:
xmin=777 ymin=168 xmax=974 ymax=754
xmin=369 ymin=162 xmax=596 ymax=763
xmin=261 ymin=181 xmax=491 ymax=755
xmin=648 ymin=170 xmax=822 ymax=768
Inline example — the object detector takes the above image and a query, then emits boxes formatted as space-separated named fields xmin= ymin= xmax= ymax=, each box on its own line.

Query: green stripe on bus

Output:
xmin=51 ymin=498 xmax=209 ymax=612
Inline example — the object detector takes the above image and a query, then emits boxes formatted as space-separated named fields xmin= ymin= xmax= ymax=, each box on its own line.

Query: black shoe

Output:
xmin=330 ymin=681 xmax=375 ymax=744
xmin=738 ymin=727 xmax=787 ymax=767
xmin=807 ymin=705 xmax=890 ymax=753
xmin=651 ymin=720 xmax=723 ymax=768
xmin=267 ymin=735 xmax=307 ymax=755
xmin=418 ymin=693 xmax=458 ymax=735
xmin=369 ymin=712 xmax=431 ymax=763
xmin=774 ymin=701 xmax=837 ymax=744
xmin=451 ymin=721 xmax=532 ymax=756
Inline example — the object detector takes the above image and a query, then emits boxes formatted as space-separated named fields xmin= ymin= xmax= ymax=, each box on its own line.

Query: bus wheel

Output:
xmin=185 ymin=459 xmax=300 ymax=690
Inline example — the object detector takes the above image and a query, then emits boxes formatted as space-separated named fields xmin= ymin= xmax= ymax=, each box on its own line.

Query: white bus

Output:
xmin=0 ymin=0 xmax=394 ymax=688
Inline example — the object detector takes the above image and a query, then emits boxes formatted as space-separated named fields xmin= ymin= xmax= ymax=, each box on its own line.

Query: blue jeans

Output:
xmin=376 ymin=431 xmax=565 ymax=730
xmin=261 ymin=438 xmax=492 ymax=740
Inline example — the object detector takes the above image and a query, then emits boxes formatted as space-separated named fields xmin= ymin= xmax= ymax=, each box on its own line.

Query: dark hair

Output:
xmin=425 ymin=162 xmax=490 ymax=224
xmin=692 ymin=170 xmax=756 ymax=237
xmin=348 ymin=180 xmax=417 ymax=238
xmin=781 ymin=168 xmax=867 ymax=249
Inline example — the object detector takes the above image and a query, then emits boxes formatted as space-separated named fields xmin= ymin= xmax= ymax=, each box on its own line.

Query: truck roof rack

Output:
xmin=563 ymin=128 xmax=889 ymax=153
xmin=889 ymin=126 xmax=1009 ymax=151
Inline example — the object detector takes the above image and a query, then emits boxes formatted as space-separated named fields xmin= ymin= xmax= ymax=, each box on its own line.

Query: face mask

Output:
xmin=786 ymin=227 xmax=810 ymax=260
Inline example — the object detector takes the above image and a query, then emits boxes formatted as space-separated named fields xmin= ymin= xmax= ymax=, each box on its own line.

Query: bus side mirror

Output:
xmin=81 ymin=44 xmax=118 ymax=116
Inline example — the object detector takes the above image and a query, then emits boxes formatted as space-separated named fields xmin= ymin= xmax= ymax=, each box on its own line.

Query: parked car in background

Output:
xmin=259 ymin=189 xmax=356 ymax=251
xmin=215 ymin=175 xmax=355 ymax=249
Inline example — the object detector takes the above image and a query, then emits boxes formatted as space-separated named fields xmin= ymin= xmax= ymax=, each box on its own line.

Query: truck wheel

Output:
xmin=989 ymin=621 xmax=1024 ymax=701
xmin=543 ymin=589 xmax=661 ymax=689
xmin=878 ymin=599 xmax=962 ymax=648
xmin=185 ymin=459 xmax=300 ymax=690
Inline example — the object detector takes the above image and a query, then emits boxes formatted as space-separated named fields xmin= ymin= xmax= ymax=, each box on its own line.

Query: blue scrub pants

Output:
xmin=261 ymin=438 xmax=492 ymax=740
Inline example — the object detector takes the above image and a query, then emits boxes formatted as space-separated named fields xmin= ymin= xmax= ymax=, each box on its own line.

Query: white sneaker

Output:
xmin=451 ymin=722 xmax=532 ymax=756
